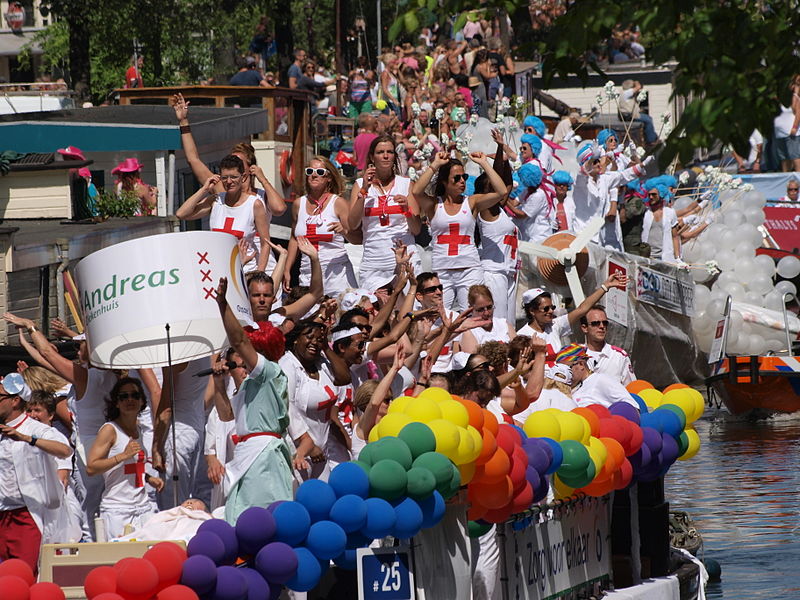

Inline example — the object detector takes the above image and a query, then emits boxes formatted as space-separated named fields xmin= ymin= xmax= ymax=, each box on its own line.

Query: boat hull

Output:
xmin=707 ymin=356 xmax=800 ymax=415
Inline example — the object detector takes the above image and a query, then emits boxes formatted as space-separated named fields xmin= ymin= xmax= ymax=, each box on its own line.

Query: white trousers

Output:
xmin=439 ymin=266 xmax=485 ymax=313
xmin=300 ymin=259 xmax=358 ymax=299
xmin=483 ymin=269 xmax=518 ymax=326
xmin=157 ymin=425 xmax=205 ymax=510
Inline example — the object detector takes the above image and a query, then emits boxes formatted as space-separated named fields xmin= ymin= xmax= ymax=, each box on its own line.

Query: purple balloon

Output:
xmin=523 ymin=440 xmax=550 ymax=476
xmin=609 ymin=402 xmax=641 ymax=425
xmin=198 ymin=519 xmax=239 ymax=565
xmin=235 ymin=507 xmax=276 ymax=555
xmin=187 ymin=531 xmax=226 ymax=565
xmin=628 ymin=444 xmax=652 ymax=471
xmin=525 ymin=465 xmax=541 ymax=492
xmin=660 ymin=433 xmax=680 ymax=465
xmin=532 ymin=475 xmax=549 ymax=503
xmin=239 ymin=567 xmax=271 ymax=600
xmin=539 ymin=437 xmax=562 ymax=473
xmin=181 ymin=554 xmax=217 ymax=595
xmin=255 ymin=542 xmax=298 ymax=585
xmin=213 ymin=565 xmax=247 ymax=600
xmin=641 ymin=427 xmax=663 ymax=455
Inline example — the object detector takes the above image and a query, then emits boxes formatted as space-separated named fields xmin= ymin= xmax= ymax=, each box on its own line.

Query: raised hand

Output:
xmin=172 ymin=93 xmax=190 ymax=122
xmin=296 ymin=236 xmax=319 ymax=260
xmin=215 ymin=277 xmax=227 ymax=307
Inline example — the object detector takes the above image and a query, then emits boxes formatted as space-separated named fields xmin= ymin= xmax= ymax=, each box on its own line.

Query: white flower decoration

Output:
xmin=435 ymin=108 xmax=444 ymax=120
xmin=704 ymin=260 xmax=720 ymax=276
xmin=413 ymin=149 xmax=424 ymax=160
xmin=422 ymin=143 xmax=434 ymax=157
xmin=637 ymin=90 xmax=647 ymax=103
xmin=622 ymin=145 xmax=632 ymax=158
xmin=409 ymin=135 xmax=419 ymax=146
xmin=660 ymin=112 xmax=671 ymax=124
xmin=731 ymin=178 xmax=742 ymax=188
xmin=595 ymin=94 xmax=605 ymax=107
xmin=407 ymin=166 xmax=418 ymax=181
xmin=742 ymin=183 xmax=754 ymax=192
xmin=440 ymin=133 xmax=449 ymax=145
xmin=678 ymin=171 xmax=690 ymax=184
xmin=636 ymin=146 xmax=646 ymax=158
xmin=510 ymin=159 xmax=522 ymax=171
xmin=469 ymin=114 xmax=479 ymax=126
xmin=515 ymin=96 xmax=525 ymax=108
xmin=697 ymin=173 xmax=707 ymax=184
xmin=508 ymin=120 xmax=518 ymax=132
xmin=411 ymin=102 xmax=421 ymax=116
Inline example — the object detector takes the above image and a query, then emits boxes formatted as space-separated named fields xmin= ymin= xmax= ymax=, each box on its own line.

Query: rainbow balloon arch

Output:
xmin=1 ymin=381 xmax=702 ymax=600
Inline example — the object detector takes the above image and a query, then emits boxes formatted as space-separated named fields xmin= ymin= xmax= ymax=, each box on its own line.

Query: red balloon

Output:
xmin=85 ymin=566 xmax=118 ymax=599
xmin=610 ymin=416 xmax=633 ymax=447
xmin=115 ymin=558 xmax=159 ymax=600
xmin=508 ymin=452 xmax=527 ymax=490
xmin=0 ymin=576 xmax=30 ymax=600
xmin=143 ymin=544 xmax=185 ymax=591
xmin=579 ymin=476 xmax=614 ymax=498
xmin=0 ymin=558 xmax=35 ymax=586
xmin=613 ymin=458 xmax=634 ymax=490
xmin=156 ymin=585 xmax=199 ymax=600
xmin=113 ymin=558 xmax=139 ymax=573
xmin=511 ymin=482 xmax=534 ymax=513
xmin=148 ymin=542 xmax=187 ymax=563
xmin=596 ymin=417 xmax=623 ymax=442
xmin=496 ymin=424 xmax=521 ymax=455
xmin=29 ymin=582 xmax=66 ymax=600
xmin=470 ymin=476 xmax=513 ymax=509
xmin=467 ymin=501 xmax=488 ymax=521
xmin=93 ymin=595 xmax=125 ymax=600
xmin=482 ymin=503 xmax=513 ymax=524
xmin=584 ymin=404 xmax=612 ymax=421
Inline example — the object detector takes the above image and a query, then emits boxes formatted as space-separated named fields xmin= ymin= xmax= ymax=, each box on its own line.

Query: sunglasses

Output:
xmin=588 ymin=320 xmax=609 ymax=327
xmin=470 ymin=361 xmax=491 ymax=371
xmin=451 ymin=174 xmax=468 ymax=183
xmin=421 ymin=284 xmax=444 ymax=294
xmin=305 ymin=167 xmax=328 ymax=177
xmin=356 ymin=340 xmax=367 ymax=350
xmin=524 ymin=127 xmax=535 ymax=133
xmin=789 ymin=188 xmax=799 ymax=192
xmin=538 ymin=305 xmax=555 ymax=312
xmin=117 ymin=392 xmax=142 ymax=400
xmin=473 ymin=304 xmax=494 ymax=313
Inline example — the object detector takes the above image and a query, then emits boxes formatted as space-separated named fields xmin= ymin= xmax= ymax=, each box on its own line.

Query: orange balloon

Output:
xmin=599 ymin=437 xmax=625 ymax=472
xmin=572 ymin=407 xmax=600 ymax=437
xmin=476 ymin=448 xmax=510 ymax=484
xmin=470 ymin=476 xmax=514 ymax=509
xmin=482 ymin=409 xmax=499 ymax=436
xmin=483 ymin=502 xmax=514 ymax=524
xmin=626 ymin=380 xmax=655 ymax=394
xmin=579 ymin=476 xmax=615 ymax=498
xmin=454 ymin=397 xmax=485 ymax=431
xmin=475 ymin=429 xmax=497 ymax=465
xmin=663 ymin=383 xmax=689 ymax=393
xmin=613 ymin=458 xmax=633 ymax=490
xmin=467 ymin=500 xmax=488 ymax=521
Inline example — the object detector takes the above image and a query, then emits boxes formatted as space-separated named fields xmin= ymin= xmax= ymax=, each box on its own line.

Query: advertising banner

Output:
xmin=635 ymin=265 xmax=695 ymax=316
xmin=75 ymin=231 xmax=253 ymax=368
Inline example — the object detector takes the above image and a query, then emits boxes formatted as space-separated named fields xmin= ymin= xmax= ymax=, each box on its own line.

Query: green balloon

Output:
xmin=406 ymin=467 xmax=436 ymax=500
xmin=369 ymin=459 xmax=408 ymax=501
xmin=677 ymin=431 xmax=690 ymax=456
xmin=398 ymin=422 xmax=437 ymax=459
xmin=468 ymin=520 xmax=492 ymax=538
xmin=558 ymin=440 xmax=590 ymax=477
xmin=658 ymin=404 xmax=687 ymax=431
xmin=412 ymin=452 xmax=453 ymax=489
xmin=352 ymin=460 xmax=372 ymax=474
xmin=371 ymin=436 xmax=414 ymax=470
xmin=358 ymin=444 xmax=375 ymax=466
xmin=559 ymin=461 xmax=596 ymax=489
xmin=440 ymin=462 xmax=462 ymax=499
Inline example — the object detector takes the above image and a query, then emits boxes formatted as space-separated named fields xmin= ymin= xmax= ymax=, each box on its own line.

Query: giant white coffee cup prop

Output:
xmin=75 ymin=231 xmax=253 ymax=368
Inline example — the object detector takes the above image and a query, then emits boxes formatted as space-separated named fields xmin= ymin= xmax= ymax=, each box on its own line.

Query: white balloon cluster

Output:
xmin=685 ymin=188 xmax=800 ymax=356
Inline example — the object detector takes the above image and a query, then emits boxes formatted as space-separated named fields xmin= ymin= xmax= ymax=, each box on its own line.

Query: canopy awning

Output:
xmin=0 ymin=31 xmax=41 ymax=56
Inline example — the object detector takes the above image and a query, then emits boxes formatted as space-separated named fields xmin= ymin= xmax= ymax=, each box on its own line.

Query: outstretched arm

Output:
xmin=280 ymin=237 xmax=323 ymax=321
xmin=215 ymin=277 xmax=259 ymax=371
xmin=172 ymin=93 xmax=220 ymax=192
xmin=567 ymin=272 xmax=627 ymax=326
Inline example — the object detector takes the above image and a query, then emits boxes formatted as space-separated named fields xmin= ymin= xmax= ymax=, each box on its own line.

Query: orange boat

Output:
xmin=706 ymin=355 xmax=800 ymax=415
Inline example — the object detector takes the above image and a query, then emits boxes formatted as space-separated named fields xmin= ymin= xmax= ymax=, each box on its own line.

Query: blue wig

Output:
xmin=597 ymin=129 xmax=617 ymax=149
xmin=552 ymin=170 xmax=574 ymax=189
xmin=520 ymin=134 xmax=542 ymax=157
xmin=518 ymin=163 xmax=543 ymax=189
xmin=522 ymin=115 xmax=546 ymax=137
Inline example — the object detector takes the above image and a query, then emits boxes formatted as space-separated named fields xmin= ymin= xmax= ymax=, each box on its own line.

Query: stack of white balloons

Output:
xmin=681 ymin=189 xmax=800 ymax=356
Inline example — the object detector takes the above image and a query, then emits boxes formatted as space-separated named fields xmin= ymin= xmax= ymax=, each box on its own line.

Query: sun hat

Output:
xmin=111 ymin=158 xmax=144 ymax=175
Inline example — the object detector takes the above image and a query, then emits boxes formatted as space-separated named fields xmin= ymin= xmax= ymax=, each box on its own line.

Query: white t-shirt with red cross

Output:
xmin=430 ymin=198 xmax=480 ymax=271
xmin=517 ymin=313 xmax=572 ymax=364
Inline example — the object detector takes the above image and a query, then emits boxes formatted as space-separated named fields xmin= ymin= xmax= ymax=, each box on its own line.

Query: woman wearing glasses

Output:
xmin=412 ymin=150 xmax=506 ymax=311
xmin=87 ymin=377 xmax=162 ymax=539
xmin=176 ymin=154 xmax=272 ymax=273
xmin=286 ymin=156 xmax=357 ymax=297
xmin=460 ymin=285 xmax=516 ymax=353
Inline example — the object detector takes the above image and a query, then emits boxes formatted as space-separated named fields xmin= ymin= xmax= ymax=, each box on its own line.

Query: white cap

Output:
xmin=521 ymin=287 xmax=548 ymax=306
xmin=546 ymin=363 xmax=573 ymax=385
xmin=452 ymin=352 xmax=471 ymax=371
xmin=2 ymin=373 xmax=31 ymax=402
xmin=331 ymin=327 xmax=362 ymax=343
xmin=340 ymin=289 xmax=378 ymax=312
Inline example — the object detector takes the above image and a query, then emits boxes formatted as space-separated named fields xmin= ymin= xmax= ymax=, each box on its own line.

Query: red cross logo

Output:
xmin=212 ymin=217 xmax=245 ymax=238
xmin=124 ymin=451 xmax=146 ymax=488
xmin=338 ymin=388 xmax=354 ymax=425
xmin=317 ymin=385 xmax=338 ymax=411
xmin=503 ymin=231 xmax=518 ymax=260
xmin=436 ymin=223 xmax=471 ymax=256
xmin=200 ymin=269 xmax=212 ymax=282
xmin=364 ymin=195 xmax=404 ymax=226
xmin=544 ymin=343 xmax=557 ymax=367
xmin=196 ymin=252 xmax=209 ymax=265
xmin=305 ymin=222 xmax=334 ymax=249
xmin=439 ymin=345 xmax=451 ymax=357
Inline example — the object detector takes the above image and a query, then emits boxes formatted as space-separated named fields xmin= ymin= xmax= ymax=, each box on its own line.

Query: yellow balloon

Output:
xmin=466 ymin=425 xmax=484 ymax=463
xmin=587 ymin=436 xmax=607 ymax=473
xmin=454 ymin=427 xmax=475 ymax=465
xmin=439 ymin=400 xmax=470 ymax=428
xmin=524 ymin=411 xmax=562 ymax=440
xmin=679 ymin=428 xmax=701 ymax=461
xmin=638 ymin=389 xmax=663 ymax=410
xmin=404 ymin=397 xmax=443 ymax=423
xmin=553 ymin=475 xmax=574 ymax=499
xmin=458 ymin=461 xmax=476 ymax=485
xmin=684 ymin=388 xmax=705 ymax=422
xmin=556 ymin=411 xmax=586 ymax=443
xmin=427 ymin=419 xmax=461 ymax=461
xmin=418 ymin=387 xmax=452 ymax=404
xmin=388 ymin=395 xmax=414 ymax=415
xmin=368 ymin=424 xmax=381 ymax=443
xmin=377 ymin=412 xmax=413 ymax=439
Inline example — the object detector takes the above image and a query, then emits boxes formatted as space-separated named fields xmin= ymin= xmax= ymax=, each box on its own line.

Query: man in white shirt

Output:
xmin=581 ymin=306 xmax=635 ymax=386
xmin=0 ymin=373 xmax=72 ymax=572
xmin=555 ymin=344 xmax=638 ymax=409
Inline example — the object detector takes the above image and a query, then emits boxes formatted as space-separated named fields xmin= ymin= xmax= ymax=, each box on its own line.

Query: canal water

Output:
xmin=665 ymin=411 xmax=800 ymax=599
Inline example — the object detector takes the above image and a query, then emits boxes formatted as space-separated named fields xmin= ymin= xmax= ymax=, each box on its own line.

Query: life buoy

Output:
xmin=279 ymin=150 xmax=294 ymax=187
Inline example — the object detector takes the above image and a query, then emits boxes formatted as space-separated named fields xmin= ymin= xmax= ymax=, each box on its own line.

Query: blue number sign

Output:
xmin=357 ymin=546 xmax=415 ymax=600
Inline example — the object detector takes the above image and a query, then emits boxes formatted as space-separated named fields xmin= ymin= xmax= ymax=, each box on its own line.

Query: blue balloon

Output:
xmin=305 ymin=520 xmax=347 ymax=561
xmin=418 ymin=490 xmax=446 ymax=529
xmin=181 ymin=554 xmax=217 ymax=595
xmin=272 ymin=501 xmax=311 ymax=546
xmin=333 ymin=547 xmax=359 ymax=570
xmin=540 ymin=437 xmax=563 ymax=474
xmin=392 ymin=497 xmax=423 ymax=539
xmin=239 ymin=567 xmax=271 ymax=600
xmin=655 ymin=409 xmax=683 ymax=438
xmin=511 ymin=424 xmax=527 ymax=440
xmin=329 ymin=462 xmax=371 ymax=499
xmin=267 ymin=501 xmax=285 ymax=514
xmin=187 ymin=531 xmax=226 ymax=565
xmin=235 ymin=507 xmax=276 ymax=555
xmin=609 ymin=402 xmax=641 ymax=425
xmin=286 ymin=547 xmax=324 ymax=592
xmin=254 ymin=541 xmax=297 ymax=585
xmin=630 ymin=393 xmax=649 ymax=413
xmin=296 ymin=479 xmax=337 ymax=523
xmin=329 ymin=494 xmax=368 ymax=533
xmin=532 ymin=474 xmax=549 ymax=503
xmin=198 ymin=519 xmax=239 ymax=565
xmin=640 ymin=412 xmax=663 ymax=433
xmin=361 ymin=497 xmax=397 ymax=539
xmin=212 ymin=565 xmax=247 ymax=600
